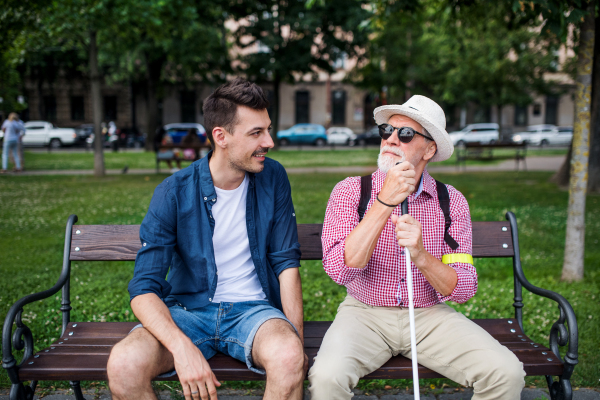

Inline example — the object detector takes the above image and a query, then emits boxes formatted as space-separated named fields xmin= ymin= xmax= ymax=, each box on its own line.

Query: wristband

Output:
xmin=376 ymin=195 xmax=397 ymax=208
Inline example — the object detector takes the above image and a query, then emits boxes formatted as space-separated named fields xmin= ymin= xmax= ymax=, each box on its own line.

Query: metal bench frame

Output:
xmin=2 ymin=212 xmax=578 ymax=400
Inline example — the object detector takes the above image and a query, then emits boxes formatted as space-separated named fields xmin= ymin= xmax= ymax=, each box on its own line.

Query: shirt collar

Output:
xmin=198 ymin=151 xmax=217 ymax=203
xmin=198 ymin=150 xmax=256 ymax=203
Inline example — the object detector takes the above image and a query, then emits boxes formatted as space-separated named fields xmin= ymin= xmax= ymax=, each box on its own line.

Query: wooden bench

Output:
xmin=156 ymin=143 xmax=212 ymax=173
xmin=456 ymin=143 xmax=527 ymax=171
xmin=2 ymin=212 xmax=578 ymax=400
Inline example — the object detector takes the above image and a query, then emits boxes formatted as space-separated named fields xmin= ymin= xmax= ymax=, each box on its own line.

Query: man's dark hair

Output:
xmin=203 ymin=78 xmax=269 ymax=145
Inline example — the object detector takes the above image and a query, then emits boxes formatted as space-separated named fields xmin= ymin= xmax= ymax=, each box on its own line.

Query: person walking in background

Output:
xmin=1 ymin=113 xmax=24 ymax=173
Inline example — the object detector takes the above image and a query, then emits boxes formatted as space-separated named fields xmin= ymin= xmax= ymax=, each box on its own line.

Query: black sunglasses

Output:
xmin=378 ymin=124 xmax=432 ymax=143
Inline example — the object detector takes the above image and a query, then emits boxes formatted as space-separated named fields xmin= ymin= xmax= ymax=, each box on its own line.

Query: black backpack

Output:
xmin=357 ymin=174 xmax=459 ymax=250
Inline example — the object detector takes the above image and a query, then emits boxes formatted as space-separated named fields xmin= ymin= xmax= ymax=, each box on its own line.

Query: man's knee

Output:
xmin=263 ymin=334 xmax=304 ymax=378
xmin=308 ymin=354 xmax=357 ymax=400
xmin=472 ymin=348 xmax=525 ymax=396
xmin=107 ymin=329 xmax=164 ymax=392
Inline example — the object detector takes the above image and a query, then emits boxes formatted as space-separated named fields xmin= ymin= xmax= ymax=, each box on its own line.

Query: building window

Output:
xmin=545 ymin=96 xmax=558 ymax=125
xmin=43 ymin=96 xmax=57 ymax=121
xmin=181 ymin=91 xmax=196 ymax=123
xmin=104 ymin=96 xmax=117 ymax=121
xmin=70 ymin=96 xmax=85 ymax=121
xmin=295 ymin=91 xmax=310 ymax=124
xmin=514 ymin=105 xmax=527 ymax=126
xmin=473 ymin=105 xmax=490 ymax=124
xmin=533 ymin=103 xmax=541 ymax=116
xmin=331 ymin=90 xmax=346 ymax=125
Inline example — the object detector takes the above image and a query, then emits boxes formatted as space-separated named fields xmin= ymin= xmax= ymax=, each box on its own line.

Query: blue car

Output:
xmin=277 ymin=124 xmax=327 ymax=146
xmin=164 ymin=123 xmax=207 ymax=144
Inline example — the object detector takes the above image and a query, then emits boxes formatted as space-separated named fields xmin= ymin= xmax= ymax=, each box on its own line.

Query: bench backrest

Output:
xmin=69 ymin=222 xmax=514 ymax=261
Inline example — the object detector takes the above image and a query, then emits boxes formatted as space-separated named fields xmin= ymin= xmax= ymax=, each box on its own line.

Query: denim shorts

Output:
xmin=131 ymin=300 xmax=295 ymax=375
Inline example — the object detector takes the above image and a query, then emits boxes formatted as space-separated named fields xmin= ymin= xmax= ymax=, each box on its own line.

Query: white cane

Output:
xmin=401 ymin=198 xmax=420 ymax=399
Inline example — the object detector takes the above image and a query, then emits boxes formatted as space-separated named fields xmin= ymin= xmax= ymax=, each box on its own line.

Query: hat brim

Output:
xmin=373 ymin=105 xmax=453 ymax=162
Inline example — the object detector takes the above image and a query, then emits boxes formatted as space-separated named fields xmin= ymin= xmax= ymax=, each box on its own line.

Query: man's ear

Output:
xmin=423 ymin=141 xmax=437 ymax=162
xmin=212 ymin=127 xmax=228 ymax=150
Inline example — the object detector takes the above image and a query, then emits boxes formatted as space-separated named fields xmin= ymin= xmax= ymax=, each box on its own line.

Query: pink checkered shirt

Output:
xmin=322 ymin=168 xmax=477 ymax=307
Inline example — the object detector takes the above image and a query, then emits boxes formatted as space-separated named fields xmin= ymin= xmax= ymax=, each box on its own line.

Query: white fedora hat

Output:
xmin=373 ymin=95 xmax=453 ymax=162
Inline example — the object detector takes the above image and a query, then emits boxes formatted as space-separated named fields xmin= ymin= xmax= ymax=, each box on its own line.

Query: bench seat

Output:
xmin=19 ymin=319 xmax=562 ymax=382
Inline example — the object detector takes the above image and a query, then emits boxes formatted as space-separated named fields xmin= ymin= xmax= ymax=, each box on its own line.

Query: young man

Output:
xmin=107 ymin=79 xmax=306 ymax=400
xmin=309 ymin=95 xmax=525 ymax=399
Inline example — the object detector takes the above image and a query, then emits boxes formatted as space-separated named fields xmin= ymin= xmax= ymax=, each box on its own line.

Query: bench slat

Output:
xmin=19 ymin=346 xmax=562 ymax=382
xmin=20 ymin=319 xmax=560 ymax=382
xmin=70 ymin=222 xmax=513 ymax=261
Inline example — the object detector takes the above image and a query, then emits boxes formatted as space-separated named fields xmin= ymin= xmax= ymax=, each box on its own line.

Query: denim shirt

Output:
xmin=128 ymin=152 xmax=301 ymax=312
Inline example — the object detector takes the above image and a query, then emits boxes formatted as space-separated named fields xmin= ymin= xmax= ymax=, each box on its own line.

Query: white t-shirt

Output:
xmin=211 ymin=174 xmax=267 ymax=303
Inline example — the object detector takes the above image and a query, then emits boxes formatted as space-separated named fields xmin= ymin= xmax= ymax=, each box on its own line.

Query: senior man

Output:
xmin=308 ymin=95 xmax=525 ymax=399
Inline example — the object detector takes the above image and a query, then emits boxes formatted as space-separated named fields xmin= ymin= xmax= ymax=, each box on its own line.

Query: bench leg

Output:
xmin=546 ymin=375 xmax=572 ymax=400
xmin=9 ymin=381 xmax=36 ymax=400
xmin=70 ymin=381 xmax=85 ymax=400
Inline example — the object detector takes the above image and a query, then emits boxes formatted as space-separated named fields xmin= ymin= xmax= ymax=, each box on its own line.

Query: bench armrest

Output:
xmin=2 ymin=214 xmax=78 ymax=386
xmin=505 ymin=212 xmax=578 ymax=382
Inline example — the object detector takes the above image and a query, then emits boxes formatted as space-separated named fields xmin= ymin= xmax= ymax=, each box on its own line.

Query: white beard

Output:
xmin=377 ymin=145 xmax=406 ymax=173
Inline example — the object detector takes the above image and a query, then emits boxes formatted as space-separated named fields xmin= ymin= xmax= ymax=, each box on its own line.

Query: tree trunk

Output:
xmin=588 ymin=14 xmax=600 ymax=192
xmin=272 ymin=72 xmax=281 ymax=149
xmin=89 ymin=30 xmax=105 ymax=177
xmin=144 ymin=55 xmax=164 ymax=151
xmin=561 ymin=2 xmax=595 ymax=282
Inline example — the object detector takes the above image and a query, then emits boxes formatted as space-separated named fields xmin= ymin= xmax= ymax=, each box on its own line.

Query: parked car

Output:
xmin=277 ymin=124 xmax=327 ymax=146
xmin=164 ymin=123 xmax=207 ymax=144
xmin=448 ymin=123 xmax=500 ymax=146
xmin=22 ymin=121 xmax=77 ymax=148
xmin=355 ymin=126 xmax=381 ymax=146
xmin=511 ymin=124 xmax=570 ymax=146
xmin=326 ymin=127 xmax=357 ymax=146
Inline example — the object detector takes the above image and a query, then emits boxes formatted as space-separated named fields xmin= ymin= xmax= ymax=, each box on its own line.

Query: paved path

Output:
xmin=1 ymin=387 xmax=598 ymax=399
xmin=2 ymin=156 xmax=565 ymax=177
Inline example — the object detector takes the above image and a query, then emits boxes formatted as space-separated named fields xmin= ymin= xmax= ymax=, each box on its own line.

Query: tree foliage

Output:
xmin=353 ymin=0 xmax=559 ymax=122
xmin=227 ymin=0 xmax=372 ymax=139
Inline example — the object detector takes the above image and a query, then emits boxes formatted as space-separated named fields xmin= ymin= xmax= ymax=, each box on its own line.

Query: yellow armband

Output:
xmin=442 ymin=253 xmax=473 ymax=265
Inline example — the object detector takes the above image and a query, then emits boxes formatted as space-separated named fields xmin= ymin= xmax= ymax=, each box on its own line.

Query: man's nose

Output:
xmin=263 ymin=132 xmax=275 ymax=149
xmin=385 ymin=129 xmax=401 ymax=146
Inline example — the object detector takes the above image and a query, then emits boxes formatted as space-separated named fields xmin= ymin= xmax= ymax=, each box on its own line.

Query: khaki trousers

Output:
xmin=308 ymin=295 xmax=525 ymax=400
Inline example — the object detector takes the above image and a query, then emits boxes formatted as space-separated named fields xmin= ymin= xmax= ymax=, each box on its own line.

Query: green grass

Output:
xmin=0 ymin=168 xmax=597 ymax=392
xmin=19 ymin=147 xmax=567 ymax=171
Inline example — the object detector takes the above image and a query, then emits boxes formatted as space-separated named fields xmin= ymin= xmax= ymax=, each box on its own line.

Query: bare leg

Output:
xmin=107 ymin=327 xmax=175 ymax=400
xmin=252 ymin=319 xmax=305 ymax=400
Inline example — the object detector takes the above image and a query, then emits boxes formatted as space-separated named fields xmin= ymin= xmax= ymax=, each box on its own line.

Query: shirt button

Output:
xmin=204 ymin=197 xmax=207 ymax=200
xmin=212 ymin=198 xmax=216 ymax=202
xmin=209 ymin=298 xmax=212 ymax=302
xmin=216 ymin=271 xmax=219 ymax=275
xmin=143 ymin=243 xmax=147 ymax=247
xmin=183 ymin=307 xmax=187 ymax=310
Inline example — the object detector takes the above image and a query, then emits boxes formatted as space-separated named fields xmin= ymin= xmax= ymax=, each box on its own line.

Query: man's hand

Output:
xmin=391 ymin=214 xmax=427 ymax=265
xmin=172 ymin=340 xmax=221 ymax=400
xmin=378 ymin=161 xmax=416 ymax=206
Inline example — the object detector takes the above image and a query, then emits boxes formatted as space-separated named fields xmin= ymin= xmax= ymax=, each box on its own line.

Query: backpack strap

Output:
xmin=358 ymin=174 xmax=372 ymax=222
xmin=435 ymin=179 xmax=460 ymax=250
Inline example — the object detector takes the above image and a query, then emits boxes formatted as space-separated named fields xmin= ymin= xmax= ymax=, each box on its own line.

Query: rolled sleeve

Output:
xmin=436 ymin=186 xmax=478 ymax=304
xmin=128 ymin=181 xmax=177 ymax=302
xmin=267 ymin=165 xmax=301 ymax=277
xmin=322 ymin=178 xmax=363 ymax=286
